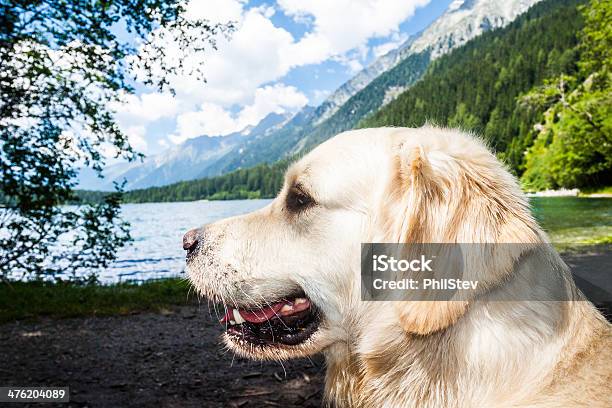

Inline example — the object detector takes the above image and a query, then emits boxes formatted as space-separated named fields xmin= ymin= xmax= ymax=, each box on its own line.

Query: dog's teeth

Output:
xmin=294 ymin=298 xmax=307 ymax=305
xmin=233 ymin=309 xmax=245 ymax=324
xmin=229 ymin=320 xmax=236 ymax=325
xmin=280 ymin=304 xmax=293 ymax=313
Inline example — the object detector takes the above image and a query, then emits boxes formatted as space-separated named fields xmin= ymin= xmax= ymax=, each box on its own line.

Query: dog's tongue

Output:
xmin=220 ymin=298 xmax=311 ymax=324
xmin=220 ymin=302 xmax=284 ymax=324
xmin=239 ymin=302 xmax=285 ymax=323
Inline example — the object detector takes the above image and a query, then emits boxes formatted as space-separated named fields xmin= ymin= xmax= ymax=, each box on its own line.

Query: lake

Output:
xmin=99 ymin=199 xmax=272 ymax=282
xmin=98 ymin=197 xmax=611 ymax=283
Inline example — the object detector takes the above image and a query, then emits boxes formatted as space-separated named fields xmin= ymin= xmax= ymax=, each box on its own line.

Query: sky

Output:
xmin=115 ymin=0 xmax=453 ymax=156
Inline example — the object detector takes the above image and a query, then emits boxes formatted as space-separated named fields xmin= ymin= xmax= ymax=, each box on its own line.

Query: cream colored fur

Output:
xmin=186 ymin=127 xmax=611 ymax=407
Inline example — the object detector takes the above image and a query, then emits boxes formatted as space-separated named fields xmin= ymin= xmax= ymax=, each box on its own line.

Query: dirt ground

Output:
xmin=0 ymin=307 xmax=325 ymax=408
xmin=0 ymin=248 xmax=609 ymax=408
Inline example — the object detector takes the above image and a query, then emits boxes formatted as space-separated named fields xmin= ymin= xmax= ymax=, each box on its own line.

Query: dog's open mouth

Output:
xmin=220 ymin=294 xmax=320 ymax=347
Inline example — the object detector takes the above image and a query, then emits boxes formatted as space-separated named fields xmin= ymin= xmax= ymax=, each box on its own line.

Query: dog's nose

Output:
xmin=183 ymin=228 xmax=200 ymax=251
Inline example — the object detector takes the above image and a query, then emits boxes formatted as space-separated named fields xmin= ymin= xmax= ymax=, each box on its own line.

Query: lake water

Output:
xmin=99 ymin=197 xmax=611 ymax=283
xmin=100 ymin=199 xmax=272 ymax=283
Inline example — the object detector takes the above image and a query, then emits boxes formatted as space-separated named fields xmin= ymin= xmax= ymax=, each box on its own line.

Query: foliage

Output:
xmin=0 ymin=278 xmax=192 ymax=323
xmin=580 ymin=185 xmax=612 ymax=195
xmin=361 ymin=0 xmax=585 ymax=175
xmin=0 ymin=0 xmax=232 ymax=280
xmin=520 ymin=0 xmax=612 ymax=190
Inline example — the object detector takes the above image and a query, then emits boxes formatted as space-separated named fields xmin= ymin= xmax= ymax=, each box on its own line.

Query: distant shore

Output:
xmin=526 ymin=188 xmax=612 ymax=198
xmin=71 ymin=187 xmax=612 ymax=205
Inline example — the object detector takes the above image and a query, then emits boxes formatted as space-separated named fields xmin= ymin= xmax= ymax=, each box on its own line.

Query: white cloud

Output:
xmin=311 ymin=89 xmax=331 ymax=105
xmin=164 ymin=2 xmax=295 ymax=108
xmin=170 ymin=103 xmax=236 ymax=143
xmin=333 ymin=53 xmax=365 ymax=74
xmin=251 ymin=4 xmax=276 ymax=19
xmin=238 ymin=84 xmax=307 ymax=127
xmin=346 ymin=59 xmax=363 ymax=74
xmin=200 ymin=9 xmax=295 ymax=103
xmin=130 ymin=0 xmax=431 ymax=147
xmin=125 ymin=125 xmax=148 ymax=153
xmin=169 ymin=84 xmax=307 ymax=144
xmin=109 ymin=92 xmax=178 ymax=154
xmin=148 ymin=0 xmax=430 ymax=108
xmin=112 ymin=92 xmax=179 ymax=122
xmin=278 ymin=0 xmax=430 ymax=66
xmin=184 ymin=0 xmax=244 ymax=23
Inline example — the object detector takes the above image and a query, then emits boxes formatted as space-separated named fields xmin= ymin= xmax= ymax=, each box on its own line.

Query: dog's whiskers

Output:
xmin=256 ymin=292 xmax=293 ymax=332
xmin=237 ymin=288 xmax=281 ymax=343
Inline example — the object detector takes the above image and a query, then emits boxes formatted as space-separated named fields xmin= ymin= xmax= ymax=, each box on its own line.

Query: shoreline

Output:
xmin=73 ymin=190 xmax=612 ymax=205
xmin=526 ymin=188 xmax=612 ymax=198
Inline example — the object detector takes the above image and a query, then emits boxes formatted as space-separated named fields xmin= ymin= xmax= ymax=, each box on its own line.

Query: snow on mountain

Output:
xmin=313 ymin=35 xmax=417 ymax=125
xmin=315 ymin=0 xmax=542 ymax=122
xmin=409 ymin=0 xmax=541 ymax=59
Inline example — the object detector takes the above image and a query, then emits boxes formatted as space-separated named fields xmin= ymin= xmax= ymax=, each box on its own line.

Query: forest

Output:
xmin=76 ymin=161 xmax=289 ymax=203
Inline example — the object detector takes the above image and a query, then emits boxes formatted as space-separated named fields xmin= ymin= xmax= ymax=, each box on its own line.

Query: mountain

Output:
xmin=107 ymin=0 xmax=586 ymax=203
xmin=313 ymin=36 xmax=419 ymax=125
xmin=409 ymin=0 xmax=543 ymax=59
xmin=81 ymin=0 xmax=545 ymax=190
xmin=78 ymin=112 xmax=291 ymax=190
xmin=203 ymin=0 xmax=544 ymax=173
xmin=196 ymin=106 xmax=317 ymax=177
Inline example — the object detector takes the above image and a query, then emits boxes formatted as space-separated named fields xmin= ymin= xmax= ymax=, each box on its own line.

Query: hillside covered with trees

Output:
xmin=299 ymin=51 xmax=432 ymax=151
xmin=362 ymin=0 xmax=610 ymax=190
xmin=77 ymin=161 xmax=288 ymax=204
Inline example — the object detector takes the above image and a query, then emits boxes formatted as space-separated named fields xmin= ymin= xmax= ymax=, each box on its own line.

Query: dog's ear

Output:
xmin=386 ymin=140 xmax=539 ymax=244
xmin=391 ymin=145 xmax=445 ymax=243
xmin=384 ymin=138 xmax=540 ymax=335
xmin=386 ymin=145 xmax=468 ymax=334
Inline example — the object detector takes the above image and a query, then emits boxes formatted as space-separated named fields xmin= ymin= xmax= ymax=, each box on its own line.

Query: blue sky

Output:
xmin=115 ymin=0 xmax=453 ymax=156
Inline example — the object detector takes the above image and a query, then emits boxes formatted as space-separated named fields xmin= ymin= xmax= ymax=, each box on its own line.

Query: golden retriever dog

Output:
xmin=184 ymin=127 xmax=611 ymax=407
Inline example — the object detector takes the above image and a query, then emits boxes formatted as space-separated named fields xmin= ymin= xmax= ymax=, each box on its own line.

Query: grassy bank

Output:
xmin=0 ymin=278 xmax=195 ymax=324
xmin=580 ymin=186 xmax=612 ymax=197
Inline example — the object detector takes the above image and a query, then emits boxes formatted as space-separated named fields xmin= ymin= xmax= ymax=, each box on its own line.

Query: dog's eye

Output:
xmin=286 ymin=189 xmax=314 ymax=212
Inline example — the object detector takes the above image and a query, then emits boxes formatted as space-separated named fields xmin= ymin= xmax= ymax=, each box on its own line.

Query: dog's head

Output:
xmin=185 ymin=127 xmax=542 ymax=360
